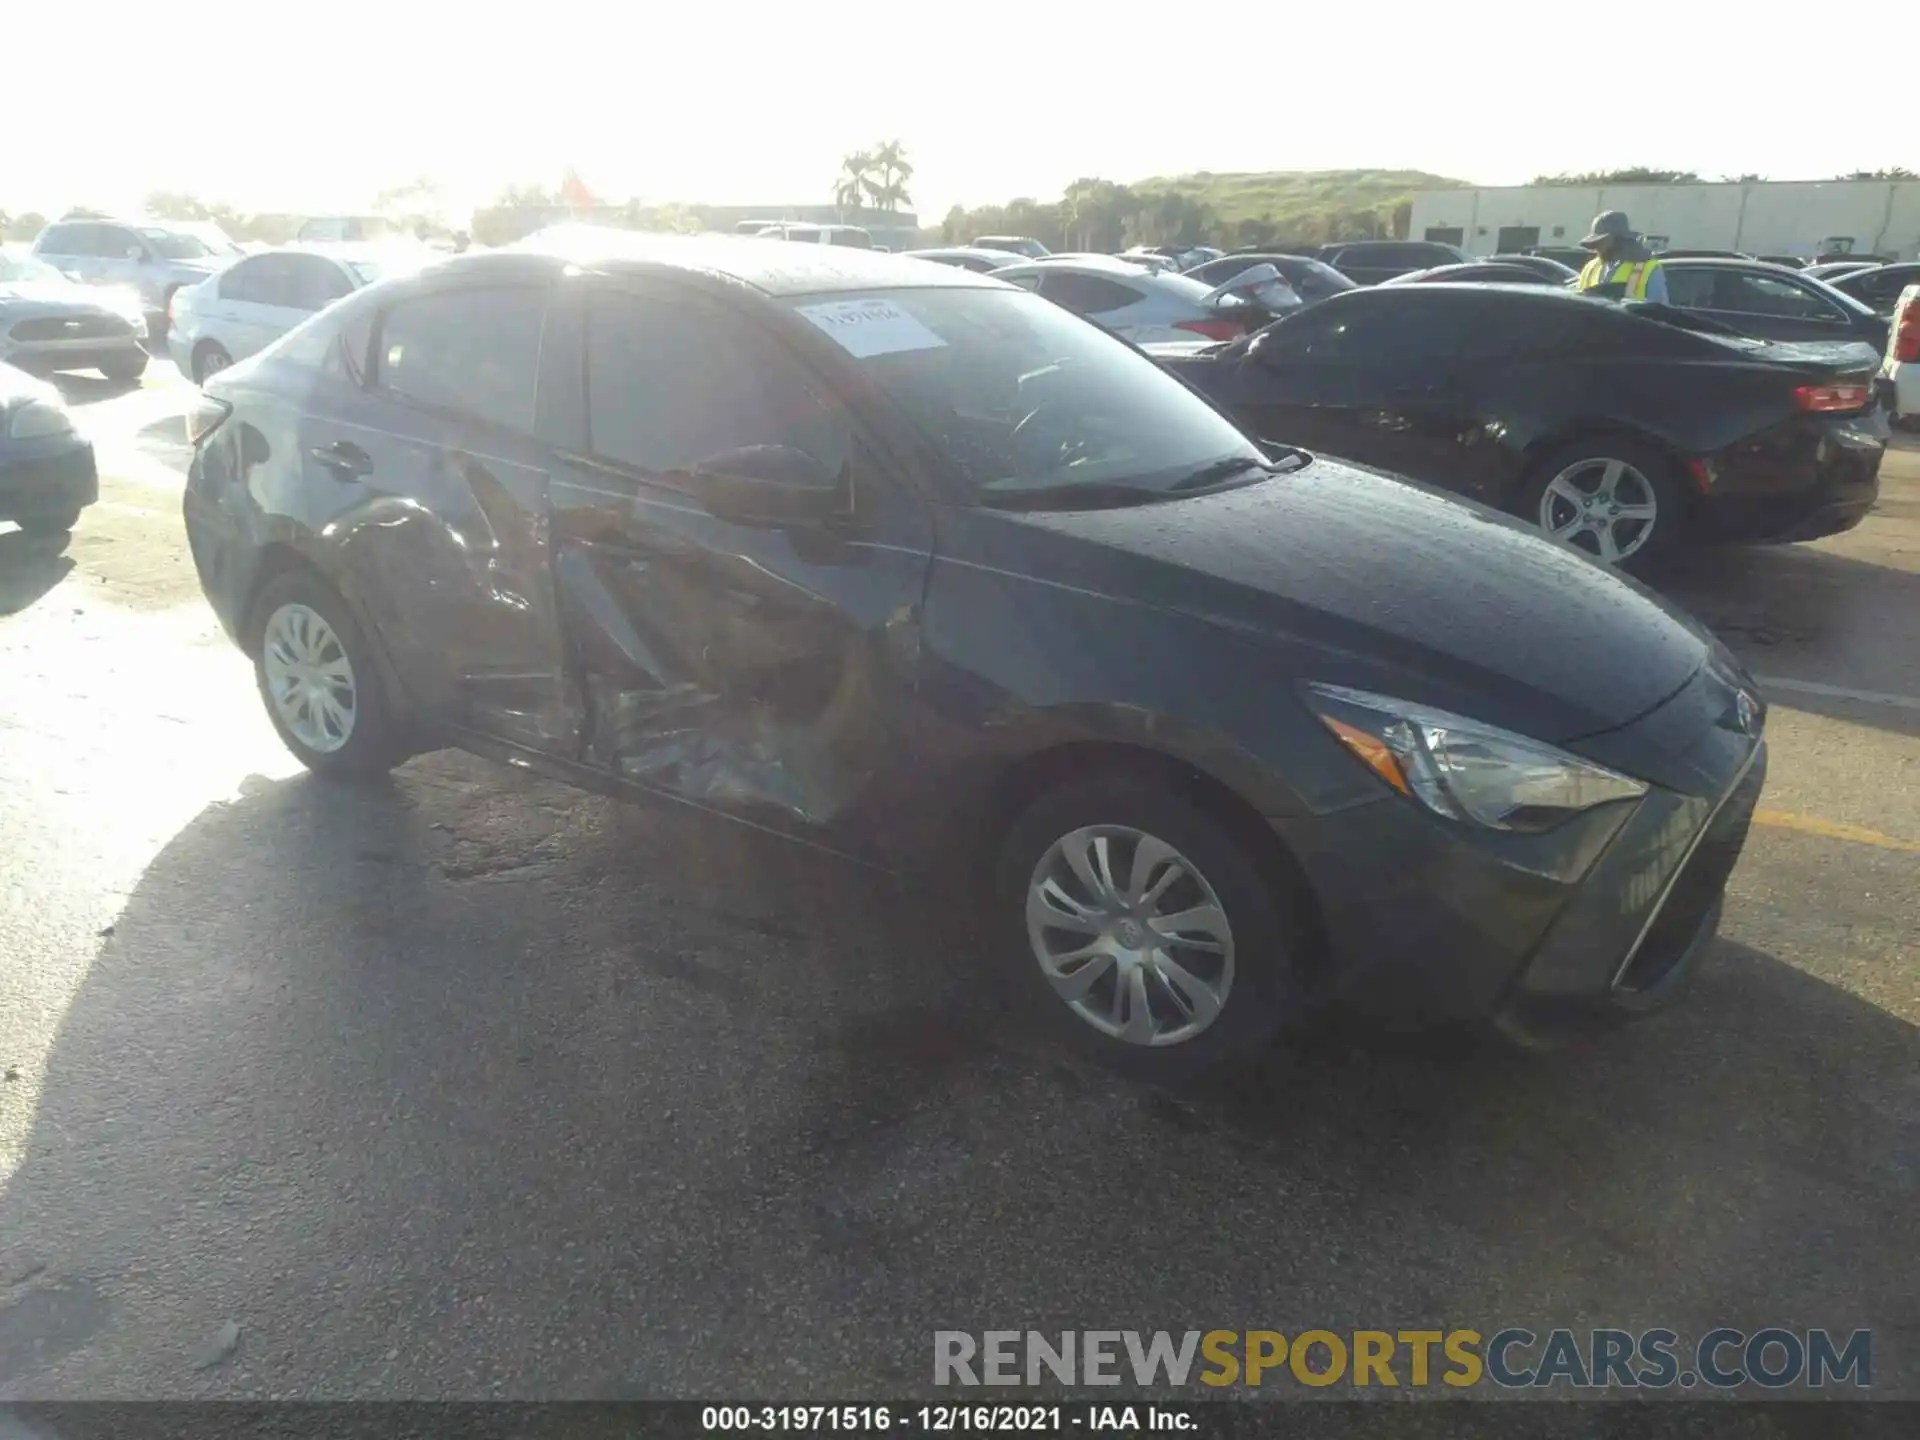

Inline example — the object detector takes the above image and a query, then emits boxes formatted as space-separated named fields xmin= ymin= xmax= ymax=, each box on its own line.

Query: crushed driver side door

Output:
xmin=543 ymin=277 xmax=936 ymax=860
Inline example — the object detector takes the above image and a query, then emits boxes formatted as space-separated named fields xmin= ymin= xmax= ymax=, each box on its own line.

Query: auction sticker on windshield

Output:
xmin=796 ymin=298 xmax=948 ymax=359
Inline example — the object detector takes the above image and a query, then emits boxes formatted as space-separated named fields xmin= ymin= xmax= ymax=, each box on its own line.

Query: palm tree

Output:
xmin=865 ymin=140 xmax=914 ymax=213
xmin=834 ymin=151 xmax=873 ymax=218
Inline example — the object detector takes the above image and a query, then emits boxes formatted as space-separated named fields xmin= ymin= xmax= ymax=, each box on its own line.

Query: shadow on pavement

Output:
xmin=1645 ymin=542 xmax=1920 ymax=736
xmin=0 ymin=764 xmax=1913 ymax=1398
xmin=0 ymin=530 xmax=75 ymax=615
xmin=47 ymin=375 xmax=142 ymax=409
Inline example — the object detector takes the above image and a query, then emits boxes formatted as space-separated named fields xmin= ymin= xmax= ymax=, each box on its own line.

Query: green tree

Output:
xmin=144 ymin=190 xmax=217 ymax=221
xmin=864 ymin=140 xmax=914 ymax=213
xmin=1529 ymin=168 xmax=1702 ymax=186
xmin=1837 ymin=168 xmax=1917 ymax=180
xmin=834 ymin=151 xmax=873 ymax=216
xmin=9 ymin=210 xmax=49 ymax=240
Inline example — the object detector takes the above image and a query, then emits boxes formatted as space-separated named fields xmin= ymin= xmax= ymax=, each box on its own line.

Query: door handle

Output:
xmin=309 ymin=441 xmax=373 ymax=478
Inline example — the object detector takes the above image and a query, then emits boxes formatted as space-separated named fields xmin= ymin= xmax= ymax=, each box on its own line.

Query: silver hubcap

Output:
xmin=1539 ymin=458 xmax=1659 ymax=565
xmin=262 ymin=602 xmax=356 ymax=753
xmin=1026 ymin=826 xmax=1235 ymax=1048
xmin=200 ymin=350 xmax=228 ymax=380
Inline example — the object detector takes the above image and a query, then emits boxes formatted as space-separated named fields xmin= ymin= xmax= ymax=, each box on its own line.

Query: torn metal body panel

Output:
xmin=547 ymin=461 xmax=934 ymax=857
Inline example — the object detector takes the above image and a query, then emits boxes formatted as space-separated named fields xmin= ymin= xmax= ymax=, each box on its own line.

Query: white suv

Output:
xmin=1885 ymin=283 xmax=1919 ymax=431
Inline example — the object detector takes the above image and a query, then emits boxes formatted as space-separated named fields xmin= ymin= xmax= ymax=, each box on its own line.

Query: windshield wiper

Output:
xmin=1165 ymin=452 xmax=1304 ymax=492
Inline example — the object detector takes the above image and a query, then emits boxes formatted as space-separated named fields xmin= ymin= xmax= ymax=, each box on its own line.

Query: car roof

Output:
xmin=906 ymin=247 xmax=1015 ymax=260
xmin=1657 ymin=256 xmax=1806 ymax=273
xmin=487 ymin=227 xmax=994 ymax=295
xmin=1003 ymin=254 xmax=1147 ymax=273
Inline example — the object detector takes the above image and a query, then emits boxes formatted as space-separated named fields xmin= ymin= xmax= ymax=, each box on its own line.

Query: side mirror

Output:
xmin=694 ymin=445 xmax=846 ymax=527
xmin=125 ymin=245 xmax=147 ymax=262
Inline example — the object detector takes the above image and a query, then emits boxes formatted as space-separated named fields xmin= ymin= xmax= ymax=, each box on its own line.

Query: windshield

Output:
xmin=139 ymin=227 xmax=218 ymax=260
xmin=785 ymin=287 xmax=1270 ymax=508
xmin=0 ymin=253 xmax=68 ymax=285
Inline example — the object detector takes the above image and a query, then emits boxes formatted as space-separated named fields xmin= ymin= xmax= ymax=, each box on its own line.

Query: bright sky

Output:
xmin=9 ymin=2 xmax=1911 ymax=223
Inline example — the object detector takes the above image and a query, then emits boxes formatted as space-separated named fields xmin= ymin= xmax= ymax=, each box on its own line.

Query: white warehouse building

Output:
xmin=1408 ymin=179 xmax=1920 ymax=262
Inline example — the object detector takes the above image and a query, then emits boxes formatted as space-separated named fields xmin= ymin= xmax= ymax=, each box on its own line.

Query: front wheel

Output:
xmin=1519 ymin=438 xmax=1685 ymax=572
xmin=18 ymin=507 xmax=82 ymax=537
xmin=995 ymin=774 xmax=1301 ymax=1080
xmin=249 ymin=569 xmax=409 ymax=781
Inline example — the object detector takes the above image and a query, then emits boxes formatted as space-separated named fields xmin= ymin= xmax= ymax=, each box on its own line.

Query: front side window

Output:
xmin=377 ymin=286 xmax=547 ymax=434
xmin=584 ymin=289 xmax=849 ymax=478
xmin=139 ymin=228 xmax=217 ymax=260
xmin=779 ymin=286 xmax=1268 ymax=507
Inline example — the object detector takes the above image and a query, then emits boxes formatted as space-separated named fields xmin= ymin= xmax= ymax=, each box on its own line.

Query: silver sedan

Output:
xmin=990 ymin=256 xmax=1250 ymax=342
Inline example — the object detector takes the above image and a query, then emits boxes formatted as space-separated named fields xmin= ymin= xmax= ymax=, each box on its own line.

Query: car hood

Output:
xmin=0 ymin=282 xmax=129 ymax=317
xmin=977 ymin=457 xmax=1716 ymax=744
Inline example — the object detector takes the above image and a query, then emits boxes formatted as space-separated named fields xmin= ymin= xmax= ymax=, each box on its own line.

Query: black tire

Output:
xmin=247 ymin=568 xmax=409 ymax=782
xmin=18 ymin=508 xmax=82 ymax=538
xmin=99 ymin=351 xmax=147 ymax=383
xmin=994 ymin=773 xmax=1303 ymax=1081
xmin=1517 ymin=436 xmax=1687 ymax=574
xmin=191 ymin=342 xmax=232 ymax=385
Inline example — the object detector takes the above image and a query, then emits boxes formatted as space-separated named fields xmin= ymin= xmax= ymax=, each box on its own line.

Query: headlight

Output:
xmin=8 ymin=398 xmax=75 ymax=440
xmin=1306 ymin=683 xmax=1648 ymax=833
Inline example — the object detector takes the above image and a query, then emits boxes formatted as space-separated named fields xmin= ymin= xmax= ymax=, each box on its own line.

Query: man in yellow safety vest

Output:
xmin=1576 ymin=211 xmax=1669 ymax=304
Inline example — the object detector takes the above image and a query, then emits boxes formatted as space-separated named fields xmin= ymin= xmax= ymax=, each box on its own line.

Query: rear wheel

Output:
xmin=995 ymin=774 xmax=1300 ymax=1080
xmin=191 ymin=341 xmax=232 ymax=385
xmin=18 ymin=507 xmax=82 ymax=537
xmin=248 ymin=569 xmax=409 ymax=781
xmin=1520 ymin=437 xmax=1685 ymax=572
xmin=99 ymin=351 xmax=147 ymax=383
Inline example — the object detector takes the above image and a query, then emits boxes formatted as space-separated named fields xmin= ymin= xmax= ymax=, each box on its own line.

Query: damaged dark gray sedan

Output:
xmin=181 ymin=233 xmax=1767 ymax=1076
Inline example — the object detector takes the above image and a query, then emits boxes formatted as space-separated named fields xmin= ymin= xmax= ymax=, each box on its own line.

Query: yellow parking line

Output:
xmin=1752 ymin=809 xmax=1920 ymax=854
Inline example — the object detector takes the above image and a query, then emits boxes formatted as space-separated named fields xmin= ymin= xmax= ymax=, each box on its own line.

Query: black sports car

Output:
xmin=1150 ymin=283 xmax=1888 ymax=571
xmin=183 ymin=237 xmax=1768 ymax=1074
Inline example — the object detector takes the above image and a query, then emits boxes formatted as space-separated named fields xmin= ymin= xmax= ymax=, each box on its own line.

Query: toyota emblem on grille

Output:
xmin=1732 ymin=687 xmax=1759 ymax=735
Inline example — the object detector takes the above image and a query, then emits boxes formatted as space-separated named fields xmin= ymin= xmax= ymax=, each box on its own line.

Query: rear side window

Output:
xmin=1038 ymin=271 xmax=1142 ymax=316
xmin=220 ymin=255 xmax=287 ymax=305
xmin=286 ymin=255 xmax=354 ymax=311
xmin=376 ymin=287 xmax=547 ymax=435
xmin=827 ymin=229 xmax=872 ymax=249
xmin=583 ymin=288 xmax=848 ymax=478
xmin=35 ymin=224 xmax=79 ymax=255
xmin=1848 ymin=265 xmax=1920 ymax=309
xmin=1716 ymin=273 xmax=1840 ymax=321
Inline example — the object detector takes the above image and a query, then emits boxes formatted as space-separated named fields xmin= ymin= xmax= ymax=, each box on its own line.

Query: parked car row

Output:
xmin=1148 ymin=283 xmax=1887 ymax=571
xmin=167 ymin=243 xmax=423 ymax=381
xmin=178 ymin=232 xmax=1779 ymax=1077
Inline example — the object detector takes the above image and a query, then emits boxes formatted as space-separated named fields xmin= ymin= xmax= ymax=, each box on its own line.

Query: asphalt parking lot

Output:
xmin=0 ymin=354 xmax=1915 ymax=1401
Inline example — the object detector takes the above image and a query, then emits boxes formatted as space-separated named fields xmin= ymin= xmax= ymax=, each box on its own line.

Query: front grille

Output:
xmin=9 ymin=313 xmax=133 ymax=343
xmin=1615 ymin=750 xmax=1764 ymax=993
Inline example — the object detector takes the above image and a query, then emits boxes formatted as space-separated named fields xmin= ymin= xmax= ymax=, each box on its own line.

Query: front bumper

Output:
xmin=0 ymin=434 xmax=99 ymax=524
xmin=1273 ymin=668 xmax=1766 ymax=1034
xmin=1691 ymin=407 xmax=1886 ymax=544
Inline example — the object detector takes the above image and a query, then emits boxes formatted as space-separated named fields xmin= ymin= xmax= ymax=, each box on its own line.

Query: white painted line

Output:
xmin=1753 ymin=675 xmax=1920 ymax=713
